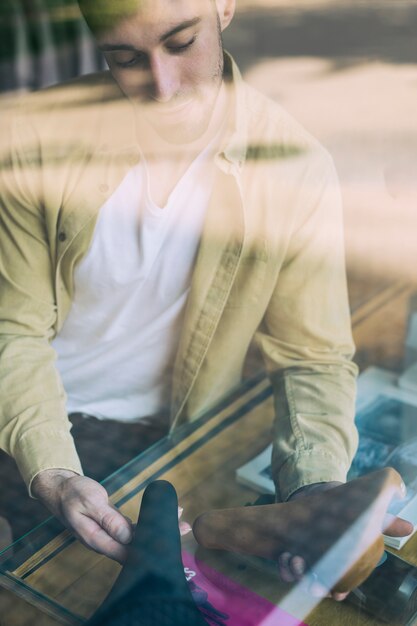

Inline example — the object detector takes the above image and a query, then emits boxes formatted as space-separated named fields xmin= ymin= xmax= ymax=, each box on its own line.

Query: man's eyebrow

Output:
xmin=160 ymin=17 xmax=201 ymax=41
xmin=99 ymin=18 xmax=201 ymax=52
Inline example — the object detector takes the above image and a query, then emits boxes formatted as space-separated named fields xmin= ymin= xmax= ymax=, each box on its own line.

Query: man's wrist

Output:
xmin=31 ymin=469 xmax=79 ymax=499
xmin=287 ymin=481 xmax=344 ymax=501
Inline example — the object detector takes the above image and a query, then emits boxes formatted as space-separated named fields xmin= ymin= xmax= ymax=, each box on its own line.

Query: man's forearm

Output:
xmin=270 ymin=364 xmax=358 ymax=502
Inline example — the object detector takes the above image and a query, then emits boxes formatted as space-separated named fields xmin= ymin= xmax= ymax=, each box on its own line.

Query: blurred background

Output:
xmin=0 ymin=0 xmax=416 ymax=369
xmin=227 ymin=0 xmax=417 ymax=292
xmin=225 ymin=0 xmax=417 ymax=374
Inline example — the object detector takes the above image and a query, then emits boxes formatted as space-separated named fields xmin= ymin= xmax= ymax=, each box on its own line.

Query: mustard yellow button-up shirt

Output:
xmin=0 ymin=55 xmax=358 ymax=499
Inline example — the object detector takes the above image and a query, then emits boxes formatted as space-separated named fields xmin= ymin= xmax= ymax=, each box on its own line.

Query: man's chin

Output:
xmin=135 ymin=90 xmax=220 ymax=147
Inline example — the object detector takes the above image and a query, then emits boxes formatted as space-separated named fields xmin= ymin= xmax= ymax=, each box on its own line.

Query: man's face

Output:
xmin=96 ymin=0 xmax=235 ymax=145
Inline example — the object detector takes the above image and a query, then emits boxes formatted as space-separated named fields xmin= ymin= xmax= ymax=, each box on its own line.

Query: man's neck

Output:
xmin=135 ymin=81 xmax=229 ymax=166
xmin=133 ymin=82 xmax=230 ymax=208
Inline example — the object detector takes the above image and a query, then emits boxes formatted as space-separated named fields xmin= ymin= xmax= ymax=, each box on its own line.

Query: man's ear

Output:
xmin=215 ymin=0 xmax=236 ymax=32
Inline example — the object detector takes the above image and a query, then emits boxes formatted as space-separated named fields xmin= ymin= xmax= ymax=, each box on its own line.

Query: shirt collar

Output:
xmin=215 ymin=51 xmax=249 ymax=173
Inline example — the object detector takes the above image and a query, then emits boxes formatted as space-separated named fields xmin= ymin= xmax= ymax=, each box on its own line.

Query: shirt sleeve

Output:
xmin=0 ymin=102 xmax=83 ymax=495
xmin=256 ymin=152 xmax=358 ymax=502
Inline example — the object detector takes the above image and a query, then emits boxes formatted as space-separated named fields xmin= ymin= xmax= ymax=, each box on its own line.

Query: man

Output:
xmin=0 ymin=0 xmax=410 ymax=595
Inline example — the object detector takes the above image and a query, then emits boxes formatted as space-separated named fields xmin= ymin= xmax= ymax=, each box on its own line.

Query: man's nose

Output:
xmin=148 ymin=54 xmax=179 ymax=103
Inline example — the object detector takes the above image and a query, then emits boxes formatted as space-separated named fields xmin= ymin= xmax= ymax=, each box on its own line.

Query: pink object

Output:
xmin=183 ymin=550 xmax=306 ymax=626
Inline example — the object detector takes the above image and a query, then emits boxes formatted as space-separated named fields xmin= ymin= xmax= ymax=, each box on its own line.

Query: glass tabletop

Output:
xmin=0 ymin=373 xmax=285 ymax=624
xmin=1 ymin=369 xmax=417 ymax=626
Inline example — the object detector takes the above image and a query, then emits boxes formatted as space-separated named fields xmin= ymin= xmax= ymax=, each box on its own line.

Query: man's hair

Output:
xmin=77 ymin=0 xmax=142 ymax=36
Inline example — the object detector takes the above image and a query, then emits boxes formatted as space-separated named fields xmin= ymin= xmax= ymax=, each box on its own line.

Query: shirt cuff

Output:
xmin=13 ymin=428 xmax=84 ymax=497
xmin=273 ymin=449 xmax=349 ymax=502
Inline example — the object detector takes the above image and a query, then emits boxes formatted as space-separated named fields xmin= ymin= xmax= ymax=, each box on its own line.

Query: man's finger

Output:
xmin=95 ymin=503 xmax=133 ymax=544
xmin=278 ymin=552 xmax=296 ymax=582
xmin=177 ymin=505 xmax=192 ymax=535
xmin=108 ymin=502 xmax=134 ymax=541
xmin=76 ymin=514 xmax=129 ymax=563
xmin=289 ymin=555 xmax=306 ymax=580
xmin=383 ymin=514 xmax=413 ymax=537
xmin=179 ymin=520 xmax=192 ymax=535
xmin=332 ymin=591 xmax=349 ymax=602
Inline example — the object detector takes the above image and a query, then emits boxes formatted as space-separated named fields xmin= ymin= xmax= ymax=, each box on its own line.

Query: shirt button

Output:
xmin=129 ymin=153 xmax=140 ymax=166
xmin=99 ymin=183 xmax=109 ymax=193
xmin=58 ymin=232 xmax=67 ymax=242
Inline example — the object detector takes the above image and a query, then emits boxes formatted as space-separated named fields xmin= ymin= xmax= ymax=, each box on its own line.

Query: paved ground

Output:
xmin=225 ymin=0 xmax=417 ymax=285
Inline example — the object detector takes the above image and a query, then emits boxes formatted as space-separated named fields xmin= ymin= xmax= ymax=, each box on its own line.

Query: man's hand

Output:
xmin=279 ymin=481 xmax=413 ymax=602
xmin=32 ymin=470 xmax=133 ymax=563
xmin=31 ymin=470 xmax=193 ymax=564
xmin=278 ymin=482 xmax=348 ymax=600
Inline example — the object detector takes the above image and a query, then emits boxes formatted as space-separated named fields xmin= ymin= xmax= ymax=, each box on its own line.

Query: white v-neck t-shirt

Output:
xmin=52 ymin=147 xmax=216 ymax=421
